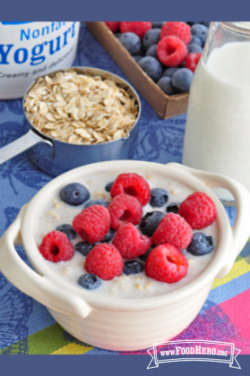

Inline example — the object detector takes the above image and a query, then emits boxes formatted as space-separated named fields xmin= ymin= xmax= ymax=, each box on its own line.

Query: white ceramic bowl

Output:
xmin=1 ymin=161 xmax=250 ymax=351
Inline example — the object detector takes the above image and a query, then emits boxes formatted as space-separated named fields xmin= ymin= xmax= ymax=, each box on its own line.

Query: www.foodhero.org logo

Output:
xmin=147 ymin=340 xmax=241 ymax=369
xmin=160 ymin=344 xmax=228 ymax=356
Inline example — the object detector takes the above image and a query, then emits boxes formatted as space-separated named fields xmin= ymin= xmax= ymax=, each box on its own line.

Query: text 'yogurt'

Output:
xmin=0 ymin=21 xmax=80 ymax=99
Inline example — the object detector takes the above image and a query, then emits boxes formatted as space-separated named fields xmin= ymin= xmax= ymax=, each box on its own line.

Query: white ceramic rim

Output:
xmin=21 ymin=160 xmax=231 ymax=310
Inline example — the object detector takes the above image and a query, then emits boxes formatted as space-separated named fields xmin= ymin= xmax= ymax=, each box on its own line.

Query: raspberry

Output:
xmin=108 ymin=194 xmax=143 ymax=230
xmin=145 ymin=244 xmax=188 ymax=283
xmin=85 ymin=243 xmax=123 ymax=280
xmin=185 ymin=52 xmax=202 ymax=72
xmin=178 ymin=192 xmax=217 ymax=229
xmin=72 ymin=205 xmax=110 ymax=243
xmin=160 ymin=22 xmax=191 ymax=44
xmin=120 ymin=22 xmax=152 ymax=40
xmin=157 ymin=36 xmax=187 ymax=67
xmin=104 ymin=22 xmax=120 ymax=33
xmin=110 ymin=173 xmax=150 ymax=206
xmin=152 ymin=213 xmax=192 ymax=251
xmin=112 ymin=223 xmax=151 ymax=259
xmin=39 ymin=231 xmax=74 ymax=263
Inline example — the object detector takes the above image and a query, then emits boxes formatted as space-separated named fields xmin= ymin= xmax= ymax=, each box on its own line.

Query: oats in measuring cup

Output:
xmin=24 ymin=70 xmax=139 ymax=145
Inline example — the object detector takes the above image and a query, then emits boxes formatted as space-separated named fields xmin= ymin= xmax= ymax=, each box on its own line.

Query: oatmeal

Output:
xmin=24 ymin=70 xmax=138 ymax=145
xmin=34 ymin=171 xmax=217 ymax=299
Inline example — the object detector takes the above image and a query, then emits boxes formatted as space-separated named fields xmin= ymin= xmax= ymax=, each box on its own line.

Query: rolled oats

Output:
xmin=24 ymin=70 xmax=139 ymax=145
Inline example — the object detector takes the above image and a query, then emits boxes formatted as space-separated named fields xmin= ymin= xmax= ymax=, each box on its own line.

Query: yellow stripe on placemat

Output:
xmin=52 ymin=343 xmax=93 ymax=355
xmin=212 ymin=258 xmax=250 ymax=289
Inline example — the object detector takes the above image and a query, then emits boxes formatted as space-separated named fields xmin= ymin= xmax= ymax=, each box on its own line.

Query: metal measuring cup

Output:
xmin=0 ymin=67 xmax=141 ymax=177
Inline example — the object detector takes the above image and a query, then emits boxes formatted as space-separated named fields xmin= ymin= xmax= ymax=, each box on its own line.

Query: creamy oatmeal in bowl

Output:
xmin=34 ymin=169 xmax=217 ymax=299
xmin=1 ymin=161 xmax=250 ymax=351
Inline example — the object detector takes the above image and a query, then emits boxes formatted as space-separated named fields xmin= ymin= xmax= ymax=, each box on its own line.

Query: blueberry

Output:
xmin=137 ymin=46 xmax=146 ymax=56
xmin=139 ymin=248 xmax=153 ymax=262
xmin=146 ymin=45 xmax=157 ymax=58
xmin=78 ymin=274 xmax=101 ymax=289
xmin=139 ymin=211 xmax=165 ymax=237
xmin=187 ymin=43 xmax=203 ymax=53
xmin=75 ymin=242 xmax=94 ymax=256
xmin=138 ymin=56 xmax=163 ymax=81
xmin=166 ymin=203 xmax=179 ymax=214
xmin=133 ymin=55 xmax=143 ymax=63
xmin=143 ymin=29 xmax=160 ymax=50
xmin=102 ymin=228 xmax=115 ymax=243
xmin=56 ymin=224 xmax=77 ymax=240
xmin=172 ymin=68 xmax=193 ymax=93
xmin=152 ymin=22 xmax=165 ymax=28
xmin=190 ymin=36 xmax=202 ymax=46
xmin=187 ymin=22 xmax=210 ymax=29
xmin=200 ymin=22 xmax=210 ymax=28
xmin=105 ymin=182 xmax=114 ymax=192
xmin=187 ymin=233 xmax=214 ymax=256
xmin=150 ymin=188 xmax=169 ymax=207
xmin=84 ymin=199 xmax=110 ymax=209
xmin=119 ymin=32 xmax=141 ymax=55
xmin=162 ymin=67 xmax=179 ymax=78
xmin=115 ymin=32 xmax=122 ymax=39
xmin=191 ymin=24 xmax=208 ymax=46
xmin=60 ymin=183 xmax=90 ymax=206
xmin=157 ymin=77 xmax=176 ymax=95
xmin=123 ymin=260 xmax=144 ymax=275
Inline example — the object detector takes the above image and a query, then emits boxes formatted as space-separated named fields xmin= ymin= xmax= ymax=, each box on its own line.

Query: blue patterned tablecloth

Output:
xmin=0 ymin=24 xmax=249 ymax=356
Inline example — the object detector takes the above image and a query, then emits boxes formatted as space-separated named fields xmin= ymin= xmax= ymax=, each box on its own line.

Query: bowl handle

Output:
xmin=167 ymin=163 xmax=250 ymax=277
xmin=0 ymin=205 xmax=92 ymax=319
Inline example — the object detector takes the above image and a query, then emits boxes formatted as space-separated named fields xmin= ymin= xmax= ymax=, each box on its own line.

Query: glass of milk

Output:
xmin=182 ymin=22 xmax=250 ymax=202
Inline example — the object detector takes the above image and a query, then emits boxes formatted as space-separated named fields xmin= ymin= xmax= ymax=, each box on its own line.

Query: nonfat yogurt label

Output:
xmin=0 ymin=21 xmax=80 ymax=99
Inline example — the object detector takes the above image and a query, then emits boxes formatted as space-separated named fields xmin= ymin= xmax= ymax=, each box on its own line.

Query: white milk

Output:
xmin=34 ymin=171 xmax=217 ymax=299
xmin=183 ymin=42 xmax=250 ymax=199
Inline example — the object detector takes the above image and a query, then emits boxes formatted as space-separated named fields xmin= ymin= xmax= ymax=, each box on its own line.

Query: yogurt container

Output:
xmin=0 ymin=161 xmax=250 ymax=351
xmin=0 ymin=22 xmax=80 ymax=99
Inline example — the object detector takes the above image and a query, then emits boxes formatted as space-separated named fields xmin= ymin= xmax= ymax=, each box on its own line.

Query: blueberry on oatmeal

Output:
xmin=78 ymin=274 xmax=102 ymax=290
xmin=56 ymin=224 xmax=77 ymax=240
xmin=75 ymin=242 xmax=95 ymax=256
xmin=187 ymin=233 xmax=214 ymax=256
xmin=102 ymin=228 xmax=116 ymax=243
xmin=60 ymin=183 xmax=90 ymax=206
xmin=150 ymin=188 xmax=169 ymax=207
xmin=105 ymin=182 xmax=114 ymax=192
xmin=139 ymin=211 xmax=165 ymax=237
xmin=139 ymin=248 xmax=153 ymax=262
xmin=84 ymin=199 xmax=110 ymax=208
xmin=123 ymin=260 xmax=144 ymax=275
xmin=166 ymin=203 xmax=179 ymax=214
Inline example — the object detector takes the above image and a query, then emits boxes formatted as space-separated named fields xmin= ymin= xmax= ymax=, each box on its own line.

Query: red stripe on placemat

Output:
xmin=219 ymin=288 xmax=250 ymax=343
